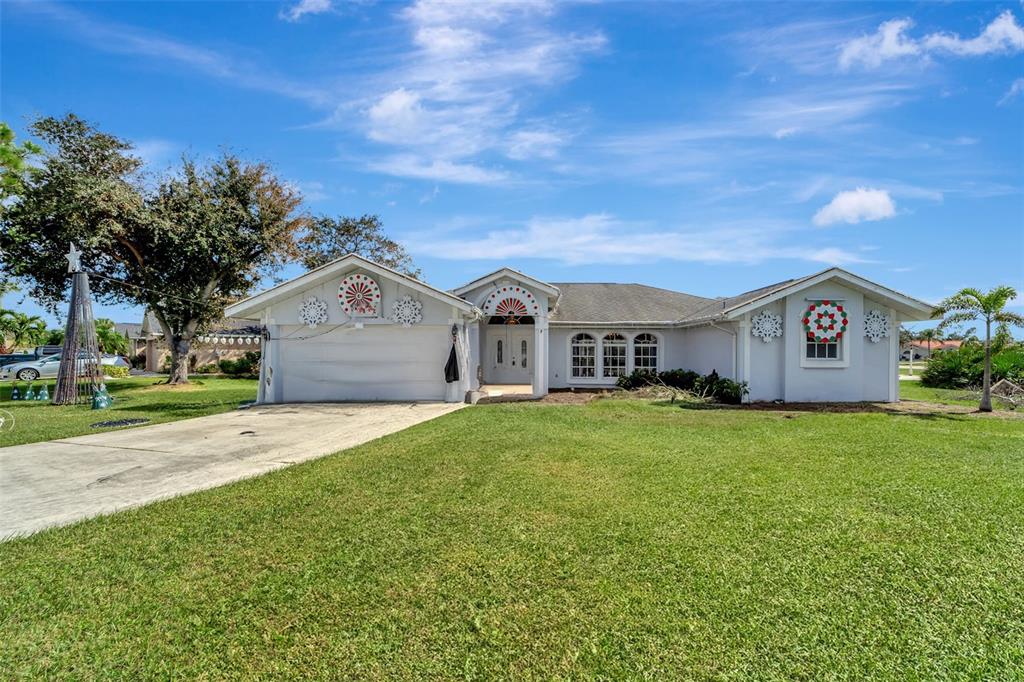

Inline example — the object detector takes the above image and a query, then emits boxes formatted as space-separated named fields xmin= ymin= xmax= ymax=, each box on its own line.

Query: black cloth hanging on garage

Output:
xmin=444 ymin=324 xmax=460 ymax=383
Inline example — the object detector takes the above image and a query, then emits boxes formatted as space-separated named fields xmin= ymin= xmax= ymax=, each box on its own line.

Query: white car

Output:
xmin=0 ymin=353 xmax=128 ymax=382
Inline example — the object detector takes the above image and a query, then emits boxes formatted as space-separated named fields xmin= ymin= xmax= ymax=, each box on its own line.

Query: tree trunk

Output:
xmin=167 ymin=335 xmax=192 ymax=384
xmin=980 ymin=320 xmax=992 ymax=412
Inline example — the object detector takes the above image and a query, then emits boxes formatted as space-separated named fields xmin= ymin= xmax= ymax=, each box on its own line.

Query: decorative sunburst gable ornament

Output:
xmin=482 ymin=286 xmax=539 ymax=324
xmin=802 ymin=299 xmax=848 ymax=343
xmin=864 ymin=309 xmax=890 ymax=343
xmin=391 ymin=295 xmax=423 ymax=327
xmin=298 ymin=297 xmax=328 ymax=328
xmin=750 ymin=310 xmax=783 ymax=342
xmin=339 ymin=273 xmax=380 ymax=317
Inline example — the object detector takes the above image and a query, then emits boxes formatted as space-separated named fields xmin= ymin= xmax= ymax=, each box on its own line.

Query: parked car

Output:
xmin=34 ymin=345 xmax=63 ymax=357
xmin=0 ymin=352 xmax=124 ymax=382
xmin=0 ymin=353 xmax=38 ymax=368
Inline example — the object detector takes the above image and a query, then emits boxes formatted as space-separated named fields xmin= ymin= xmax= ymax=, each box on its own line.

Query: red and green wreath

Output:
xmin=802 ymin=299 xmax=848 ymax=342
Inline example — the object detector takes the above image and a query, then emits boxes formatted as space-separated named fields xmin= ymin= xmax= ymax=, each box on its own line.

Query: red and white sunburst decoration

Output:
xmin=338 ymin=273 xmax=380 ymax=317
xmin=494 ymin=297 xmax=529 ymax=317
xmin=482 ymin=286 xmax=539 ymax=324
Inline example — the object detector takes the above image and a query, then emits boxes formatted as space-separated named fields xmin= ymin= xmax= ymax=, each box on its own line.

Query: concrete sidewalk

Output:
xmin=0 ymin=402 xmax=463 ymax=539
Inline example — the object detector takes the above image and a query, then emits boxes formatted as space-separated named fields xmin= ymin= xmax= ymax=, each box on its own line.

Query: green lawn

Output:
xmin=2 ymin=400 xmax=1021 ymax=679
xmin=898 ymin=380 xmax=1014 ymax=409
xmin=0 ymin=377 xmax=257 ymax=447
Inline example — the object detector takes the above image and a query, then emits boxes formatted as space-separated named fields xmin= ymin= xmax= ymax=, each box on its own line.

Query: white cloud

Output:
xmin=349 ymin=0 xmax=605 ymax=182
xmin=839 ymin=19 xmax=920 ymax=70
xmin=367 ymin=155 xmax=509 ymax=184
xmin=773 ymin=127 xmax=799 ymax=139
xmin=999 ymin=77 xmax=1024 ymax=105
xmin=922 ymin=11 xmax=1024 ymax=56
xmin=840 ymin=11 xmax=1024 ymax=70
xmin=506 ymin=130 xmax=566 ymax=160
xmin=813 ymin=188 xmax=896 ymax=226
xmin=280 ymin=0 xmax=333 ymax=22
xmin=407 ymin=213 xmax=866 ymax=266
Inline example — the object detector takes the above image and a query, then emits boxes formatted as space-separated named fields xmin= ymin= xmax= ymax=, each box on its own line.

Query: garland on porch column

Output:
xmin=802 ymin=300 xmax=848 ymax=343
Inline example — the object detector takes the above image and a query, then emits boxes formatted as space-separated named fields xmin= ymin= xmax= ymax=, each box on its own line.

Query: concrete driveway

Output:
xmin=0 ymin=402 xmax=463 ymax=539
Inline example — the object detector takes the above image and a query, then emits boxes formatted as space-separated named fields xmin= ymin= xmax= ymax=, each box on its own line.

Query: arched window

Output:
xmin=634 ymin=333 xmax=658 ymax=371
xmin=521 ymin=339 xmax=528 ymax=368
xmin=496 ymin=339 xmax=503 ymax=364
xmin=603 ymin=333 xmax=627 ymax=377
xmin=571 ymin=333 xmax=596 ymax=378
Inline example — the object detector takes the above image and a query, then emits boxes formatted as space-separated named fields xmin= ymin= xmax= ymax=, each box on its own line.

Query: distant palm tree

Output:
xmin=934 ymin=286 xmax=1024 ymax=412
xmin=95 ymin=318 xmax=129 ymax=355
xmin=1 ymin=311 xmax=47 ymax=351
xmin=917 ymin=327 xmax=943 ymax=357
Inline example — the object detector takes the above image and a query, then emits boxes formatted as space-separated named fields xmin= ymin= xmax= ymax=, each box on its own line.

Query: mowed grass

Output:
xmin=899 ymin=380 xmax=1015 ymax=409
xmin=2 ymin=400 xmax=1022 ymax=679
xmin=0 ymin=377 xmax=257 ymax=447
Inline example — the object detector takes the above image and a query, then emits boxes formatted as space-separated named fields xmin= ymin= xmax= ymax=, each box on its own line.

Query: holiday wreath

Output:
xmin=802 ymin=299 xmax=848 ymax=343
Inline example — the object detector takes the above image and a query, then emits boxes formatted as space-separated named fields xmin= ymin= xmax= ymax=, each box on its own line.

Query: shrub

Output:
xmin=103 ymin=365 xmax=130 ymax=378
xmin=616 ymin=367 xmax=747 ymax=404
xmin=921 ymin=344 xmax=1024 ymax=388
xmin=218 ymin=352 xmax=260 ymax=377
xmin=616 ymin=369 xmax=658 ymax=390
xmin=194 ymin=363 xmax=220 ymax=374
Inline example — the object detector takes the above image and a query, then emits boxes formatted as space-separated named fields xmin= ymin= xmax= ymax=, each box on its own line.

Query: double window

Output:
xmin=602 ymin=334 xmax=627 ymax=377
xmin=570 ymin=333 xmax=597 ymax=378
xmin=634 ymin=333 xmax=658 ymax=371
xmin=570 ymin=332 xmax=659 ymax=380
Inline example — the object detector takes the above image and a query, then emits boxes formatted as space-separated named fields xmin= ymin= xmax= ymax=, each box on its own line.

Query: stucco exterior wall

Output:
xmin=745 ymin=300 xmax=785 ymax=401
xmin=258 ymin=265 xmax=471 ymax=403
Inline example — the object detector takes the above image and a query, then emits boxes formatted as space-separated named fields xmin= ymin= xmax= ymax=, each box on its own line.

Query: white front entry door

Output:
xmin=486 ymin=325 xmax=532 ymax=384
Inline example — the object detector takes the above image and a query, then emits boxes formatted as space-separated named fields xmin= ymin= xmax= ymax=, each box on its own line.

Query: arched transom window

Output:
xmin=602 ymin=333 xmax=627 ymax=377
xmin=571 ymin=333 xmax=596 ymax=378
xmin=633 ymin=333 xmax=658 ymax=371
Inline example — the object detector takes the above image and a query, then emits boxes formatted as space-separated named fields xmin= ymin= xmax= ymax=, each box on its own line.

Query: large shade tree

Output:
xmin=0 ymin=114 xmax=304 ymax=383
xmin=933 ymin=285 xmax=1023 ymax=412
xmin=299 ymin=214 xmax=419 ymax=277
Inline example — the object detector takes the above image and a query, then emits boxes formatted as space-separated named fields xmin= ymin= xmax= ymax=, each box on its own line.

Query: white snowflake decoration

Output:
xmin=750 ymin=310 xmax=784 ymax=342
xmin=298 ymin=297 xmax=328 ymax=328
xmin=864 ymin=309 xmax=890 ymax=343
xmin=391 ymin=295 xmax=422 ymax=328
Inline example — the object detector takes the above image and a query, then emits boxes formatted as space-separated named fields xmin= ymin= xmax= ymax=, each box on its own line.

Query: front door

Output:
xmin=487 ymin=325 xmax=532 ymax=384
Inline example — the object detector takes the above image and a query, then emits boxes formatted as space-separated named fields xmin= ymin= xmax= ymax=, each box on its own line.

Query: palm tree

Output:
xmin=95 ymin=318 xmax=129 ymax=355
xmin=917 ymin=327 xmax=943 ymax=358
xmin=1 ymin=311 xmax=47 ymax=351
xmin=933 ymin=286 xmax=1024 ymax=412
xmin=0 ymin=309 xmax=15 ymax=353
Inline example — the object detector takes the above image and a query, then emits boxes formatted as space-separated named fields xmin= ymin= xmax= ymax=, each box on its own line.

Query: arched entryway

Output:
xmin=484 ymin=315 xmax=534 ymax=385
xmin=479 ymin=285 xmax=541 ymax=392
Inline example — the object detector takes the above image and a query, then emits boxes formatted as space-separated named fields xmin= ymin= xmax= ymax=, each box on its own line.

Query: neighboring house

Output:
xmin=226 ymin=254 xmax=934 ymax=404
xmin=122 ymin=310 xmax=261 ymax=371
xmin=901 ymin=339 xmax=962 ymax=361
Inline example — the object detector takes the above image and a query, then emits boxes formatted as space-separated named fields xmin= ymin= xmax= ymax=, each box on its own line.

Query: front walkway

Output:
xmin=0 ymin=402 xmax=463 ymax=539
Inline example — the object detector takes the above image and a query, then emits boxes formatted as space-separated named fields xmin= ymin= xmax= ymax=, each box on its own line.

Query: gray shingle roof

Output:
xmin=549 ymin=283 xmax=717 ymax=323
xmin=679 ymin=277 xmax=805 ymax=323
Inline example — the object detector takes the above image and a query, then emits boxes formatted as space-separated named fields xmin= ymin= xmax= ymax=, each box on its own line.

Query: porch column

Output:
xmin=533 ymin=315 xmax=548 ymax=397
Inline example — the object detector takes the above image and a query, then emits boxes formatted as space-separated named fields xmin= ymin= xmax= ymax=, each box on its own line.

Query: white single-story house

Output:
xmin=225 ymin=254 xmax=935 ymax=404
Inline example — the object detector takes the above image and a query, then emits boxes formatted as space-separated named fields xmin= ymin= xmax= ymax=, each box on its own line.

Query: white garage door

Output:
xmin=277 ymin=325 xmax=450 ymax=402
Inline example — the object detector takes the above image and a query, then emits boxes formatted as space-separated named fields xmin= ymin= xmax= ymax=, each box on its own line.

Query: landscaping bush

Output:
xmin=921 ymin=344 xmax=1024 ymax=388
xmin=218 ymin=352 xmax=260 ymax=377
xmin=616 ymin=369 xmax=658 ymax=390
xmin=102 ymin=365 xmax=130 ymax=378
xmin=616 ymin=367 xmax=747 ymax=404
xmin=194 ymin=363 xmax=220 ymax=374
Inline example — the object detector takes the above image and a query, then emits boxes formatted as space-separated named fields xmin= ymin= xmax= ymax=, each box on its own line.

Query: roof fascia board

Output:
xmin=453 ymin=267 xmax=561 ymax=298
xmin=721 ymin=269 xmax=934 ymax=320
xmin=226 ymin=254 xmax=475 ymax=319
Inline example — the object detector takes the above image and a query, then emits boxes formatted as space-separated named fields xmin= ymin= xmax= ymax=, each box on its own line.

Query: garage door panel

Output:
xmin=275 ymin=325 xmax=452 ymax=402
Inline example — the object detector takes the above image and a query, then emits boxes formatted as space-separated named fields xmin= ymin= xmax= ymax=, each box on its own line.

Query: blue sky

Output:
xmin=2 ymin=0 xmax=1022 ymax=329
